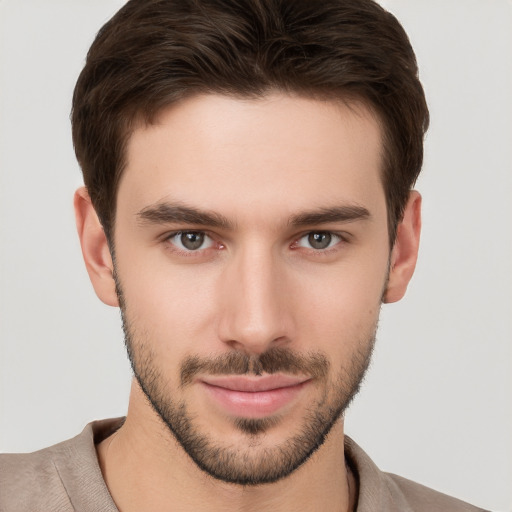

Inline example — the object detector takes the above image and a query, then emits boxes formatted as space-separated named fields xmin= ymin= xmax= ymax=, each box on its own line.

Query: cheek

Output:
xmin=291 ymin=259 xmax=386 ymax=353
xmin=117 ymin=254 xmax=222 ymax=353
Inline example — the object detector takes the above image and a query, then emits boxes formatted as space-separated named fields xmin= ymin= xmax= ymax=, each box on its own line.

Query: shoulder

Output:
xmin=0 ymin=418 xmax=123 ymax=512
xmin=0 ymin=439 xmax=75 ymax=511
xmin=344 ymin=436 xmax=489 ymax=512
xmin=383 ymin=472 xmax=489 ymax=512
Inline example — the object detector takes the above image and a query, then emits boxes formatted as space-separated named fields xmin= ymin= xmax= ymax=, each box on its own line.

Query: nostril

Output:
xmin=222 ymin=335 xmax=290 ymax=356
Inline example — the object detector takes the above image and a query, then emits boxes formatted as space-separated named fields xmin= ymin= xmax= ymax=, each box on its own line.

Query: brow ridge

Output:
xmin=137 ymin=202 xmax=233 ymax=229
xmin=289 ymin=205 xmax=370 ymax=227
xmin=137 ymin=202 xmax=370 ymax=230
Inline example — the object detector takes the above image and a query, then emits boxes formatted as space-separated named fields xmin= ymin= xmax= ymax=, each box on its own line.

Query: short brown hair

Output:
xmin=72 ymin=0 xmax=429 ymax=246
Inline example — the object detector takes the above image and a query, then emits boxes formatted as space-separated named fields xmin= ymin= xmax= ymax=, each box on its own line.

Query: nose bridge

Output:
xmin=218 ymin=240 xmax=289 ymax=353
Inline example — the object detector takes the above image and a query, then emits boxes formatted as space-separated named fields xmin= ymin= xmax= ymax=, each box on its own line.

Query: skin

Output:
xmin=75 ymin=93 xmax=421 ymax=512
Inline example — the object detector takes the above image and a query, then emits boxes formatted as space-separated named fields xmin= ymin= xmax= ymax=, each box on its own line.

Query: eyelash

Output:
xmin=292 ymin=231 xmax=345 ymax=252
xmin=162 ymin=230 xmax=348 ymax=256
xmin=163 ymin=231 xmax=220 ymax=256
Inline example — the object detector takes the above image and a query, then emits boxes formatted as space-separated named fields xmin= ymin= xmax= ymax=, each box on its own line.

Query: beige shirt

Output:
xmin=0 ymin=418 xmax=488 ymax=512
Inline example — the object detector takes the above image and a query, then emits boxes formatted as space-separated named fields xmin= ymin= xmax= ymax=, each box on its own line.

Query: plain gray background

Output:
xmin=0 ymin=1 xmax=510 ymax=510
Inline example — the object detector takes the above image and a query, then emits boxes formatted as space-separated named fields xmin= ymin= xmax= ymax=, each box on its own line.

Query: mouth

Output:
xmin=199 ymin=374 xmax=311 ymax=418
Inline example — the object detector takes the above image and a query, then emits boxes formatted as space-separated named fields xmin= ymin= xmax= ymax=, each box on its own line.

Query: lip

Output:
xmin=200 ymin=375 xmax=311 ymax=418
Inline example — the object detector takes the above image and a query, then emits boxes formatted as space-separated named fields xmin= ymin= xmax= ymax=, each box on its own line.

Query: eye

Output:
xmin=296 ymin=231 xmax=342 ymax=250
xmin=168 ymin=231 xmax=214 ymax=251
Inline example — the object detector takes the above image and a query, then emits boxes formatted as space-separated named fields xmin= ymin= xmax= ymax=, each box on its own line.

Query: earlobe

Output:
xmin=74 ymin=187 xmax=119 ymax=307
xmin=383 ymin=191 xmax=422 ymax=304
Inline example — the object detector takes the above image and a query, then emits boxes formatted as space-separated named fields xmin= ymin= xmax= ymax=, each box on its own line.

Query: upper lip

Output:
xmin=200 ymin=374 xmax=310 ymax=392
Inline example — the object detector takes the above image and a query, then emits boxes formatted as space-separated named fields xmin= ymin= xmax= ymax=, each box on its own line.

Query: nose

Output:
xmin=217 ymin=243 xmax=293 ymax=355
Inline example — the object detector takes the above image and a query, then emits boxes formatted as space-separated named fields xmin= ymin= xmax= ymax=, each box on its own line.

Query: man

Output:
xmin=0 ymin=1 xmax=492 ymax=511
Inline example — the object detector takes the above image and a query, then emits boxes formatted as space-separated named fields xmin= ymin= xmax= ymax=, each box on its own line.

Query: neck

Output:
xmin=97 ymin=381 xmax=356 ymax=512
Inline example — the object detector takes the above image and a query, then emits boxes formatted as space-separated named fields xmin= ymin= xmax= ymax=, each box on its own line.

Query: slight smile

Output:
xmin=199 ymin=375 xmax=312 ymax=418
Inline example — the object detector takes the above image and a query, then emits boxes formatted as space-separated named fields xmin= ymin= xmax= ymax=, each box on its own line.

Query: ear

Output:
xmin=383 ymin=190 xmax=422 ymax=304
xmin=74 ymin=187 xmax=119 ymax=307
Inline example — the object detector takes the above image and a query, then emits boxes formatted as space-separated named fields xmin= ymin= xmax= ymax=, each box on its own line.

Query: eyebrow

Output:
xmin=137 ymin=202 xmax=234 ymax=229
xmin=136 ymin=202 xmax=370 ymax=230
xmin=288 ymin=205 xmax=370 ymax=227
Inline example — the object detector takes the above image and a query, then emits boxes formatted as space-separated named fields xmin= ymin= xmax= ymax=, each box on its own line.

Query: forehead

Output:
xmin=118 ymin=93 xmax=385 ymax=224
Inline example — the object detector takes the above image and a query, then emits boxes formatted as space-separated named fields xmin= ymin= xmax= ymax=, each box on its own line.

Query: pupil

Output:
xmin=308 ymin=232 xmax=331 ymax=249
xmin=181 ymin=232 xmax=204 ymax=250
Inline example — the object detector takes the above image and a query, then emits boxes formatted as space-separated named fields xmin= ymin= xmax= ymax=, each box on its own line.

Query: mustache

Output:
xmin=180 ymin=347 xmax=329 ymax=387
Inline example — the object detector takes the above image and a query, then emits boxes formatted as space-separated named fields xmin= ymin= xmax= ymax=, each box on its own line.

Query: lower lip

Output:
xmin=201 ymin=381 xmax=309 ymax=418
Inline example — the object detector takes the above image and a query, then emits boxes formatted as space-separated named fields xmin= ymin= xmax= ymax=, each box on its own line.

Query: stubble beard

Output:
xmin=116 ymin=279 xmax=376 ymax=486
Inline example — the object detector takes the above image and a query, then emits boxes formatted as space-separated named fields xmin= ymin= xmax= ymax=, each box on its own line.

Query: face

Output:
xmin=112 ymin=93 xmax=390 ymax=484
